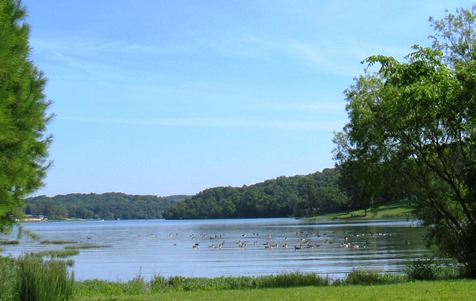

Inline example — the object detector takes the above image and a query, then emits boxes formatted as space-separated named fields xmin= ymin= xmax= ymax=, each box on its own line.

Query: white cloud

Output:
xmin=286 ymin=38 xmax=412 ymax=77
xmin=257 ymin=101 xmax=344 ymax=114
xmin=31 ymin=37 xmax=176 ymax=56
xmin=59 ymin=115 xmax=343 ymax=132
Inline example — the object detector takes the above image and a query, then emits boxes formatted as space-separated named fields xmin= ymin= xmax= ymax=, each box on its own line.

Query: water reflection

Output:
xmin=0 ymin=218 xmax=427 ymax=281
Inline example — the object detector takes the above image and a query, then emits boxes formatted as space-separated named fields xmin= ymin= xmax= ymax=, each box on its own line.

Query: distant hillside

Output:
xmin=25 ymin=193 xmax=190 ymax=220
xmin=163 ymin=168 xmax=349 ymax=219
xmin=25 ymin=168 xmax=349 ymax=221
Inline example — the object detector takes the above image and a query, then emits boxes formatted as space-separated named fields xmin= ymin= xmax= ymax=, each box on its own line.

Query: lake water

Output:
xmin=0 ymin=218 xmax=427 ymax=281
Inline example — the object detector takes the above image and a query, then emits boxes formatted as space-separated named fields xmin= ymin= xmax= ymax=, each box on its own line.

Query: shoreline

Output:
xmin=19 ymin=204 xmax=414 ymax=223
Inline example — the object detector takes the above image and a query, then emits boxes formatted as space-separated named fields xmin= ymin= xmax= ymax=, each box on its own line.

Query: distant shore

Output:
xmin=19 ymin=215 xmax=48 ymax=222
xmin=19 ymin=204 xmax=414 ymax=222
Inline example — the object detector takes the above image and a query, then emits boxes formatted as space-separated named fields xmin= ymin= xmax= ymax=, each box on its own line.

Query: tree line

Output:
xmin=25 ymin=169 xmax=352 ymax=221
xmin=25 ymin=193 xmax=189 ymax=220
xmin=162 ymin=168 xmax=350 ymax=219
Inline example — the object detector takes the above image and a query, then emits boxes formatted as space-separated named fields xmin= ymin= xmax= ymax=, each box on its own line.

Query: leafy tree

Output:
xmin=333 ymin=7 xmax=476 ymax=275
xmin=0 ymin=0 xmax=53 ymax=232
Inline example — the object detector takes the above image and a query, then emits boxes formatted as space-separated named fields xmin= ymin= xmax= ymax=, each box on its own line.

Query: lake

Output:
xmin=0 ymin=218 xmax=427 ymax=281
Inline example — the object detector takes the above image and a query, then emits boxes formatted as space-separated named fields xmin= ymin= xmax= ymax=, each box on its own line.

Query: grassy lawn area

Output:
xmin=77 ymin=279 xmax=475 ymax=301
xmin=310 ymin=204 xmax=414 ymax=221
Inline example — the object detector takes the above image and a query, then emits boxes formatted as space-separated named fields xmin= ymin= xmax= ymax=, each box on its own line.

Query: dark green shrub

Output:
xmin=405 ymin=259 xmax=436 ymax=280
xmin=405 ymin=259 xmax=464 ymax=280
xmin=344 ymin=269 xmax=407 ymax=285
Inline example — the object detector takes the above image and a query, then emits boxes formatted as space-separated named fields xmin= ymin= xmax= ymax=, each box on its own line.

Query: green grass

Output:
xmin=15 ymin=255 xmax=75 ymax=301
xmin=76 ymin=279 xmax=476 ymax=301
xmin=76 ymin=272 xmax=330 ymax=298
xmin=0 ymin=257 xmax=16 ymax=301
xmin=310 ymin=204 xmax=414 ymax=220
xmin=151 ymin=272 xmax=330 ymax=292
xmin=74 ymin=268 xmax=471 ymax=300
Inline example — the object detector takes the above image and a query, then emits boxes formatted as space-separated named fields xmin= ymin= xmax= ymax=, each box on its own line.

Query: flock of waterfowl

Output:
xmin=166 ymin=229 xmax=394 ymax=252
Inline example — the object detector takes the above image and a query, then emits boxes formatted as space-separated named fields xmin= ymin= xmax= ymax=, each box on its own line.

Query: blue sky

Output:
xmin=24 ymin=1 xmax=474 ymax=197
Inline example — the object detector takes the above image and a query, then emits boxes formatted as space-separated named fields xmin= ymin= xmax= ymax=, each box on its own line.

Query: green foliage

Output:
xmin=341 ymin=270 xmax=407 ymax=285
xmin=429 ymin=6 xmax=476 ymax=65
xmin=0 ymin=257 xmax=16 ymax=301
xmin=333 ymin=6 xmax=476 ymax=276
xmin=0 ymin=0 xmax=53 ymax=232
xmin=404 ymin=259 xmax=436 ymax=280
xmin=163 ymin=168 xmax=349 ymax=219
xmin=25 ymin=193 xmax=189 ymax=220
xmin=404 ymin=259 xmax=463 ymax=281
xmin=16 ymin=226 xmax=41 ymax=241
xmin=15 ymin=255 xmax=75 ymax=301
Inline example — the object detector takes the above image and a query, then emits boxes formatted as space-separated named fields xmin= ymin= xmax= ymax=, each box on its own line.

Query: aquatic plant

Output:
xmin=0 ymin=239 xmax=19 ymax=245
xmin=33 ymin=249 xmax=80 ymax=259
xmin=64 ymin=244 xmax=112 ymax=250
xmin=40 ymin=240 xmax=78 ymax=245
xmin=15 ymin=255 xmax=75 ymax=301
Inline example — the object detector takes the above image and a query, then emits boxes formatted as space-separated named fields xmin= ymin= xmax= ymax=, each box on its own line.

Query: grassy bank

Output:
xmin=1 ymin=255 xmax=473 ymax=300
xmin=77 ymin=280 xmax=476 ymax=301
xmin=74 ymin=266 xmax=466 ymax=299
xmin=309 ymin=204 xmax=414 ymax=220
